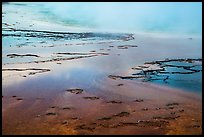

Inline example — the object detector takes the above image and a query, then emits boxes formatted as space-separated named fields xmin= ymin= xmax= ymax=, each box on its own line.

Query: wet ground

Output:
xmin=2 ymin=3 xmax=202 ymax=135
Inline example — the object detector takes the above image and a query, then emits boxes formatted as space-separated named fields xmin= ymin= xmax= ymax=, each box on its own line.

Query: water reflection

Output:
xmin=2 ymin=67 xmax=106 ymax=98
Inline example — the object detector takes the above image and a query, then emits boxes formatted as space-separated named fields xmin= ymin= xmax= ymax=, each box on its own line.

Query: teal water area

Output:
xmin=4 ymin=2 xmax=202 ymax=35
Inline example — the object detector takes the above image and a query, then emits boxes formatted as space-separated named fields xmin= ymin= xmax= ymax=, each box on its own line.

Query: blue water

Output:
xmin=7 ymin=2 xmax=202 ymax=35
xmin=151 ymin=72 xmax=202 ymax=95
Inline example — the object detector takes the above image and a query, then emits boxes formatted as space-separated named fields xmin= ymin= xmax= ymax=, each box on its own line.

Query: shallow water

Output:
xmin=2 ymin=31 xmax=202 ymax=95
xmin=2 ymin=3 xmax=202 ymax=135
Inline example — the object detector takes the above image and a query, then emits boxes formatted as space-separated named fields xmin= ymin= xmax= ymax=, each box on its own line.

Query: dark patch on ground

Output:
xmin=141 ymin=108 xmax=149 ymax=111
xmin=7 ymin=53 xmax=40 ymax=58
xmin=113 ymin=112 xmax=130 ymax=117
xmin=75 ymin=124 xmax=95 ymax=131
xmin=2 ymin=68 xmax=50 ymax=75
xmin=83 ymin=97 xmax=100 ymax=100
xmin=66 ymin=88 xmax=83 ymax=94
xmin=62 ymin=107 xmax=73 ymax=110
xmin=106 ymin=101 xmax=123 ymax=104
xmin=98 ymin=117 xmax=112 ymax=121
xmin=117 ymin=84 xmax=124 ymax=86
xmin=166 ymin=103 xmax=179 ymax=107
xmin=98 ymin=111 xmax=130 ymax=121
xmin=117 ymin=45 xmax=138 ymax=49
xmin=16 ymin=98 xmax=23 ymax=101
xmin=45 ymin=112 xmax=57 ymax=116
xmin=134 ymin=99 xmax=144 ymax=102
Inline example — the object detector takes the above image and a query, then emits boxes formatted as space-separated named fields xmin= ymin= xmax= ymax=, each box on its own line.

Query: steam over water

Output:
xmin=5 ymin=2 xmax=202 ymax=36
